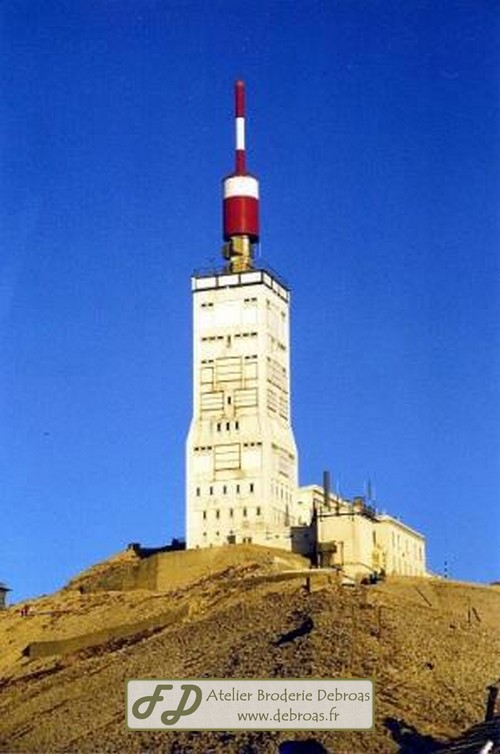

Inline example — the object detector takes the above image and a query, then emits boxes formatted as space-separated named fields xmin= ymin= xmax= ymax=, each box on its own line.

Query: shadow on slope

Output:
xmin=274 ymin=616 xmax=314 ymax=646
xmin=385 ymin=717 xmax=442 ymax=753
xmin=279 ymin=741 xmax=330 ymax=753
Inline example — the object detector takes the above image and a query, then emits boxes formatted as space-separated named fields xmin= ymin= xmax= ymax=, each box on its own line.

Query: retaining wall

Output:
xmin=24 ymin=604 xmax=188 ymax=659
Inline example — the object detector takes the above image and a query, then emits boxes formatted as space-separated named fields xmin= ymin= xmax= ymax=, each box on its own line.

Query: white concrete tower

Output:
xmin=186 ymin=81 xmax=298 ymax=550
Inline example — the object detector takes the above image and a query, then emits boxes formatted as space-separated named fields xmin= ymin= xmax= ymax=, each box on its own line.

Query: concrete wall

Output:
xmin=23 ymin=605 xmax=188 ymax=659
xmin=151 ymin=545 xmax=307 ymax=591
xmin=72 ymin=545 xmax=309 ymax=594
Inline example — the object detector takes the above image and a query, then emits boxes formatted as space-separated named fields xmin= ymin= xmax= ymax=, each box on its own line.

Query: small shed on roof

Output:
xmin=0 ymin=583 xmax=11 ymax=610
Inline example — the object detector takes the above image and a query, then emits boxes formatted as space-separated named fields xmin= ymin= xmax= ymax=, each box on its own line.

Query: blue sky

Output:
xmin=1 ymin=0 xmax=499 ymax=600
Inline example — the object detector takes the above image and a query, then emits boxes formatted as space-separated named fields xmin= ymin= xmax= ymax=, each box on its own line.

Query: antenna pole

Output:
xmin=235 ymin=80 xmax=246 ymax=174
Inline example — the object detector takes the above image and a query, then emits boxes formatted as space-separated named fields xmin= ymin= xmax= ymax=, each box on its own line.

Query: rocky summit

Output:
xmin=0 ymin=545 xmax=499 ymax=753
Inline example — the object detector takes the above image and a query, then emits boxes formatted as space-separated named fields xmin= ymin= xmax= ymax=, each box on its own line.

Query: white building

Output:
xmin=185 ymin=269 xmax=299 ymax=549
xmin=292 ymin=485 xmax=427 ymax=578
xmin=184 ymin=81 xmax=427 ymax=577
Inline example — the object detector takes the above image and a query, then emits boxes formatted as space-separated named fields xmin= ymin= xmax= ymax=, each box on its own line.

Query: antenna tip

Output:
xmin=234 ymin=80 xmax=246 ymax=119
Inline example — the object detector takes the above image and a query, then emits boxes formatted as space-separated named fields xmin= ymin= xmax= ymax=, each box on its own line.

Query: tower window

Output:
xmin=227 ymin=396 xmax=232 ymax=405
xmin=226 ymin=422 xmax=230 ymax=431
xmin=217 ymin=423 xmax=221 ymax=432
xmin=235 ymin=421 xmax=239 ymax=430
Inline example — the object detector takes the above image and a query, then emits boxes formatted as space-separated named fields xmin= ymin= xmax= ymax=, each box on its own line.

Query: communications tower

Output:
xmin=186 ymin=81 xmax=298 ymax=549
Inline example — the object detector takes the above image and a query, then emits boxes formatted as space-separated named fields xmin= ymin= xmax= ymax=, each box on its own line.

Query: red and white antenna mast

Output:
xmin=222 ymin=80 xmax=260 ymax=272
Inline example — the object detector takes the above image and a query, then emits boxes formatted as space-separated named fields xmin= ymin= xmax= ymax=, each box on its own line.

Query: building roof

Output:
xmin=436 ymin=717 xmax=500 ymax=753
xmin=376 ymin=513 xmax=426 ymax=540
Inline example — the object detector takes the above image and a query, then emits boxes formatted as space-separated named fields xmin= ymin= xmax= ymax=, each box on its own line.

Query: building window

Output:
xmin=229 ymin=508 xmax=234 ymax=518
xmin=216 ymin=423 xmax=221 ymax=432
xmin=209 ymin=486 xmax=213 ymax=496
xmin=216 ymin=509 xmax=220 ymax=519
xmin=223 ymin=485 xmax=227 ymax=495
xmin=227 ymin=396 xmax=232 ymax=405
xmin=214 ymin=443 xmax=241 ymax=471
xmin=196 ymin=487 xmax=200 ymax=497
xmin=249 ymin=483 xmax=254 ymax=494
xmin=236 ymin=484 xmax=240 ymax=494
xmin=235 ymin=421 xmax=239 ymax=430
xmin=243 ymin=507 xmax=247 ymax=517
xmin=226 ymin=422 xmax=230 ymax=431
xmin=202 ymin=511 xmax=207 ymax=520
xmin=256 ymin=507 xmax=261 ymax=516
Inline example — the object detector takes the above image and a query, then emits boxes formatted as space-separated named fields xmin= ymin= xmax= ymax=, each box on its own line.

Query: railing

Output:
xmin=192 ymin=259 xmax=289 ymax=291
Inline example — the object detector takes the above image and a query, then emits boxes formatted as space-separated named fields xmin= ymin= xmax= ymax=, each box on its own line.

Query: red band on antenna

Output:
xmin=235 ymin=80 xmax=245 ymax=117
xmin=235 ymin=151 xmax=246 ymax=173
